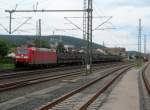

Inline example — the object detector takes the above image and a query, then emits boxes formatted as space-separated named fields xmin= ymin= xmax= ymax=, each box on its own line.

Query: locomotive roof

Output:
xmin=17 ymin=47 xmax=56 ymax=52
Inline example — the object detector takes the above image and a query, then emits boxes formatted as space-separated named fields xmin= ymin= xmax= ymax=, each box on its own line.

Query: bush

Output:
xmin=0 ymin=40 xmax=9 ymax=57
xmin=0 ymin=57 xmax=15 ymax=69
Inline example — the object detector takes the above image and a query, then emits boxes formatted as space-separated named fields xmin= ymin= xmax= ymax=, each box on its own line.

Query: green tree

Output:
xmin=0 ymin=40 xmax=9 ymax=57
xmin=56 ymin=42 xmax=65 ymax=53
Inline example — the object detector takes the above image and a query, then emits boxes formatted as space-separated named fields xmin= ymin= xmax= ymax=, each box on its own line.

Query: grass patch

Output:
xmin=0 ymin=57 xmax=15 ymax=69
xmin=134 ymin=59 xmax=144 ymax=69
xmin=0 ymin=63 xmax=15 ymax=69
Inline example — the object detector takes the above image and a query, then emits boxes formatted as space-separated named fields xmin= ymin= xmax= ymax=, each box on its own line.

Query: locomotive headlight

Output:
xmin=16 ymin=56 xmax=20 ymax=58
xmin=24 ymin=56 xmax=29 ymax=59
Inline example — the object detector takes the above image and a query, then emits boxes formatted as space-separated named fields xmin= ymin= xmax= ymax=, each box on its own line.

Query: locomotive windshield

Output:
xmin=17 ymin=49 xmax=28 ymax=54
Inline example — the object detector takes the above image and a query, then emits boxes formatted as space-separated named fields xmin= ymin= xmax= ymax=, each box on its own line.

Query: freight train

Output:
xmin=15 ymin=47 xmax=122 ymax=67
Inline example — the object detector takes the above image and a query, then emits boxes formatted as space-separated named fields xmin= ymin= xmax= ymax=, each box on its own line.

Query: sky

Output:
xmin=0 ymin=0 xmax=150 ymax=52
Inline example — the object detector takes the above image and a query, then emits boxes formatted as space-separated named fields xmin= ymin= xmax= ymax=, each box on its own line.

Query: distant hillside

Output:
xmin=127 ymin=51 xmax=139 ymax=56
xmin=0 ymin=35 xmax=103 ymax=48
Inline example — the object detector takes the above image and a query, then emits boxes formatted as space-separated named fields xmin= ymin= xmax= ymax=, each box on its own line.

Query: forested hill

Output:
xmin=0 ymin=35 xmax=103 ymax=48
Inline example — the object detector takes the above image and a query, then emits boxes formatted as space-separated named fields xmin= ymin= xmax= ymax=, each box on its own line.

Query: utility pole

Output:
xmin=89 ymin=0 xmax=93 ymax=74
xmin=9 ymin=11 xmax=12 ymax=34
xmin=38 ymin=19 xmax=41 ymax=36
xmin=144 ymin=35 xmax=146 ymax=56
xmin=103 ymin=41 xmax=105 ymax=47
xmin=36 ymin=20 xmax=38 ymax=36
xmin=138 ymin=19 xmax=142 ymax=56
xmin=6 ymin=10 xmax=31 ymax=34
xmin=38 ymin=19 xmax=41 ymax=47
xmin=83 ymin=0 xmax=87 ymax=40
xmin=36 ymin=19 xmax=42 ymax=47
xmin=36 ymin=19 xmax=41 ymax=36
xmin=86 ymin=0 xmax=93 ymax=74
xmin=83 ymin=0 xmax=87 ymax=73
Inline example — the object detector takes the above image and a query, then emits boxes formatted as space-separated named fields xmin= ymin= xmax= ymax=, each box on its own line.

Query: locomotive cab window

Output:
xmin=17 ymin=49 xmax=28 ymax=54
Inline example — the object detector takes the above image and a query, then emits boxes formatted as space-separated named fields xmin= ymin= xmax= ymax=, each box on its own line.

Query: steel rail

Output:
xmin=79 ymin=67 xmax=131 ymax=110
xmin=0 ymin=63 xmax=117 ymax=79
xmin=0 ymin=70 xmax=82 ymax=92
xmin=37 ymin=65 xmax=130 ymax=110
xmin=142 ymin=63 xmax=150 ymax=96
xmin=0 ymin=65 xmax=83 ymax=79
xmin=0 ymin=64 xmax=119 ymax=92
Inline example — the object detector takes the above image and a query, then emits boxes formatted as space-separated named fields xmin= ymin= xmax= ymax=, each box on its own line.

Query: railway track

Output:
xmin=0 ymin=63 xmax=121 ymax=86
xmin=0 ymin=63 xmax=121 ymax=83
xmin=139 ymin=63 xmax=150 ymax=110
xmin=142 ymin=63 xmax=150 ymax=96
xmin=37 ymin=65 xmax=131 ymax=110
xmin=0 ymin=63 xmax=123 ymax=92
xmin=0 ymin=62 xmax=120 ymax=79
xmin=0 ymin=65 xmax=83 ymax=79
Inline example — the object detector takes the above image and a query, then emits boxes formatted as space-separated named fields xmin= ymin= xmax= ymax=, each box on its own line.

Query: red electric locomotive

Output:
xmin=15 ymin=47 xmax=57 ymax=67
